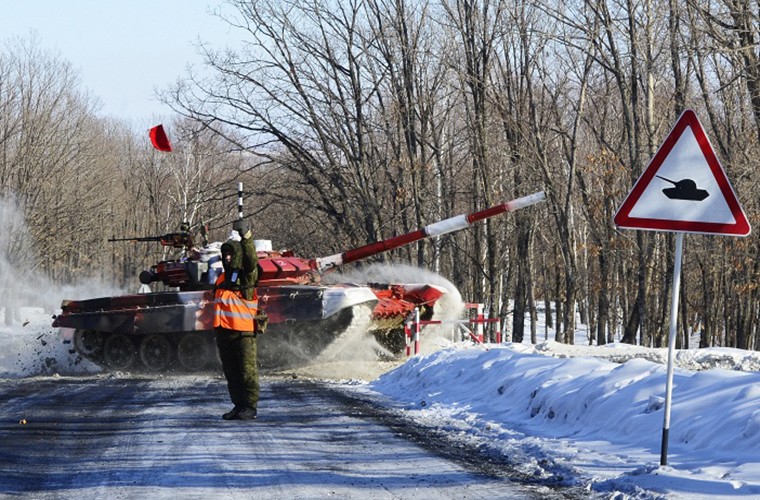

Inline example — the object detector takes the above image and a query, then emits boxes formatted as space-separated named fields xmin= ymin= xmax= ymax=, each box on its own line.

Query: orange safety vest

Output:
xmin=213 ymin=273 xmax=259 ymax=331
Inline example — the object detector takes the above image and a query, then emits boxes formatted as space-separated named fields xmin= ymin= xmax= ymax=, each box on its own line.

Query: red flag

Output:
xmin=149 ymin=124 xmax=172 ymax=152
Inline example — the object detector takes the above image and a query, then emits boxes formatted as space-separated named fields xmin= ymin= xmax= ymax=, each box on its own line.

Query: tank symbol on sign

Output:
xmin=655 ymin=176 xmax=709 ymax=201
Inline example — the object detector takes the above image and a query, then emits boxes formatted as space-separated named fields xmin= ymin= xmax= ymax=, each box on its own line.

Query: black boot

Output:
xmin=233 ymin=407 xmax=257 ymax=420
xmin=222 ymin=406 xmax=241 ymax=420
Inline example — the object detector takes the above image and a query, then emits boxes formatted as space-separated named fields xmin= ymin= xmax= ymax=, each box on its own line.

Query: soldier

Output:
xmin=214 ymin=219 xmax=260 ymax=421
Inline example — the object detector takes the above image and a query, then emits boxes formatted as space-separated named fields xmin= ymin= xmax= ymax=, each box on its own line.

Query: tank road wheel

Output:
xmin=103 ymin=334 xmax=136 ymax=371
xmin=177 ymin=333 xmax=208 ymax=371
xmin=74 ymin=329 xmax=103 ymax=355
xmin=139 ymin=335 xmax=173 ymax=371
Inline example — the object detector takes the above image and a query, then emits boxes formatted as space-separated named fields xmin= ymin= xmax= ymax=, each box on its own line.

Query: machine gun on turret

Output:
xmin=108 ymin=222 xmax=195 ymax=251
xmin=108 ymin=222 xmax=217 ymax=290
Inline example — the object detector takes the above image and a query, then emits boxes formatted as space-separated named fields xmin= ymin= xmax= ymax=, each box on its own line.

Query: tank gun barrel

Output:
xmin=312 ymin=190 xmax=546 ymax=272
xmin=655 ymin=175 xmax=677 ymax=185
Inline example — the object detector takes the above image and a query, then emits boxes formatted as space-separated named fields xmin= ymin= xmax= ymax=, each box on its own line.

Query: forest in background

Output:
xmin=2 ymin=0 xmax=760 ymax=352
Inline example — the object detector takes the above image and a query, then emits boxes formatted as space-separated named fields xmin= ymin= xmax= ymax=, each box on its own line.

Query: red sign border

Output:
xmin=614 ymin=109 xmax=750 ymax=236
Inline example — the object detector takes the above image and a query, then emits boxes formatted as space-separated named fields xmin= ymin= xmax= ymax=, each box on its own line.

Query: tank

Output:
xmin=53 ymin=191 xmax=546 ymax=371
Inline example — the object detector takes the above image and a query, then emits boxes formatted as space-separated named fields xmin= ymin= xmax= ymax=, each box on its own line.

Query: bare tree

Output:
xmin=169 ymin=0 xmax=394 ymax=250
xmin=441 ymin=0 xmax=510 ymax=318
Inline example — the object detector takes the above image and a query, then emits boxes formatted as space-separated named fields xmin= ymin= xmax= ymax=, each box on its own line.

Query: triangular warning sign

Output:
xmin=614 ymin=109 xmax=750 ymax=236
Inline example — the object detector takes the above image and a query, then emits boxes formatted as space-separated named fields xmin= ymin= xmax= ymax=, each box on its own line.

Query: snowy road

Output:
xmin=0 ymin=374 xmax=579 ymax=499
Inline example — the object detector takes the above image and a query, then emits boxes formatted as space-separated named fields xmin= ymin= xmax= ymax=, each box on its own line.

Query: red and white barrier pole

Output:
xmin=462 ymin=325 xmax=482 ymax=344
xmin=476 ymin=303 xmax=484 ymax=343
xmin=314 ymin=192 xmax=546 ymax=272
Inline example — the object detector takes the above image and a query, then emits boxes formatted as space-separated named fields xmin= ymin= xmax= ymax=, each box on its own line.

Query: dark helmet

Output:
xmin=220 ymin=240 xmax=243 ymax=275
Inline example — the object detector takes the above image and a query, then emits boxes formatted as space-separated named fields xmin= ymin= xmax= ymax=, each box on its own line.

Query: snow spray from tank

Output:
xmin=288 ymin=263 xmax=466 ymax=380
xmin=330 ymin=263 xmax=466 ymax=354
xmin=287 ymin=304 xmax=398 ymax=381
xmin=0 ymin=195 xmax=125 ymax=378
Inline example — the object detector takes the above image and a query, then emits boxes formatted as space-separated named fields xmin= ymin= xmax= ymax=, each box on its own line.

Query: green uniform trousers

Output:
xmin=215 ymin=328 xmax=259 ymax=410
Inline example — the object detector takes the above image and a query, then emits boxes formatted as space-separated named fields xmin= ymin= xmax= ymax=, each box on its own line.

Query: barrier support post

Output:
xmin=414 ymin=307 xmax=421 ymax=355
xmin=476 ymin=303 xmax=484 ymax=343
xmin=404 ymin=321 xmax=411 ymax=357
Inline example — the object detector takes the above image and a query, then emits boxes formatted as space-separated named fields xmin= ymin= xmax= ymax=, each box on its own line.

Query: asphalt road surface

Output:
xmin=0 ymin=374 xmax=581 ymax=499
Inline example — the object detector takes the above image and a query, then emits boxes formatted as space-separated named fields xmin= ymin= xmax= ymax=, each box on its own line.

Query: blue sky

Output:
xmin=1 ymin=1 xmax=239 ymax=124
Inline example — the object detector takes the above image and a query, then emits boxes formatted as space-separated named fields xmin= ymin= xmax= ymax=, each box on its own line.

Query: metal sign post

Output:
xmin=660 ymin=232 xmax=684 ymax=465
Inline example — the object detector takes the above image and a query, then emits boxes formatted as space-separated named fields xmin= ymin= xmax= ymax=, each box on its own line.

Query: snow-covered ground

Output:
xmin=3 ymin=306 xmax=760 ymax=498
xmin=370 ymin=340 xmax=760 ymax=499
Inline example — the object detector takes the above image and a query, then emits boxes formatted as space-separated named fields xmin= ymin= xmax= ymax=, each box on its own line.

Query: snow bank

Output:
xmin=513 ymin=339 xmax=760 ymax=372
xmin=370 ymin=344 xmax=760 ymax=498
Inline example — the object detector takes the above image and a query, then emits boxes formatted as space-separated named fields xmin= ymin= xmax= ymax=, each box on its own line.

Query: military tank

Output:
xmin=53 ymin=191 xmax=545 ymax=371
